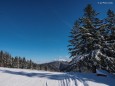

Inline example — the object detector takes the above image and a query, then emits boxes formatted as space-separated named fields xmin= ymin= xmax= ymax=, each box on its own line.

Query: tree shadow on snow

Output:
xmin=68 ymin=72 xmax=115 ymax=86
xmin=0 ymin=69 xmax=68 ymax=80
xmin=0 ymin=69 xmax=115 ymax=86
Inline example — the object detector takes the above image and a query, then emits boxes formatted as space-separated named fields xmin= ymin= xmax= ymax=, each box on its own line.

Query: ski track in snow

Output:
xmin=0 ymin=67 xmax=115 ymax=86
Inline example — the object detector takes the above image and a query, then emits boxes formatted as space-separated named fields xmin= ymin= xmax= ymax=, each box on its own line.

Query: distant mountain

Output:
xmin=39 ymin=61 xmax=69 ymax=72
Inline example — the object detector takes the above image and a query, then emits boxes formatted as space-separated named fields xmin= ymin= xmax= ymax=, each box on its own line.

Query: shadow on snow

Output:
xmin=0 ymin=69 xmax=115 ymax=86
xmin=0 ymin=69 xmax=67 ymax=80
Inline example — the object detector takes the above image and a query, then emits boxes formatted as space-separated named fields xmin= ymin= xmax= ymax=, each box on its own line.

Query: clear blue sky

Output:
xmin=0 ymin=0 xmax=115 ymax=63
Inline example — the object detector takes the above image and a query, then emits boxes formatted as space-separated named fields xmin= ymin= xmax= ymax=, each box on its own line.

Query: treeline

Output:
xmin=0 ymin=50 xmax=40 ymax=70
xmin=0 ymin=50 xmax=67 ymax=71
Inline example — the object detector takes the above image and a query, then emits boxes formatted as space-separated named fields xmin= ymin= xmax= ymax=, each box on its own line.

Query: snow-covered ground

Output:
xmin=0 ymin=67 xmax=115 ymax=86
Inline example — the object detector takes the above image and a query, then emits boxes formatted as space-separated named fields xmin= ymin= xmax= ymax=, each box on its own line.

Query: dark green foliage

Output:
xmin=0 ymin=50 xmax=37 ymax=70
xmin=68 ymin=4 xmax=102 ymax=57
xmin=68 ymin=4 xmax=115 ymax=73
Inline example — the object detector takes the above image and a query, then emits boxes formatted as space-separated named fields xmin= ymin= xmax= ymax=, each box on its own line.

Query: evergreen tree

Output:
xmin=105 ymin=9 xmax=115 ymax=57
xmin=0 ymin=51 xmax=4 ymax=66
xmin=102 ymin=9 xmax=115 ymax=72
xmin=68 ymin=4 xmax=115 ymax=73
xmin=13 ymin=56 xmax=19 ymax=68
xmin=68 ymin=4 xmax=102 ymax=57
xmin=22 ymin=57 xmax=26 ymax=68
xmin=28 ymin=59 xmax=33 ymax=69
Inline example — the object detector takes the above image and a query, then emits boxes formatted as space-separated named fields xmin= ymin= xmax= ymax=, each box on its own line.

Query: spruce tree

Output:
xmin=102 ymin=9 xmax=115 ymax=72
xmin=106 ymin=9 xmax=115 ymax=57
xmin=68 ymin=4 xmax=102 ymax=57
xmin=0 ymin=51 xmax=4 ymax=66
xmin=68 ymin=4 xmax=115 ymax=73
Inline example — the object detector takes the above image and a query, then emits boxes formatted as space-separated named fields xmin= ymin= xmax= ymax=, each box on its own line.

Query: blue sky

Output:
xmin=0 ymin=0 xmax=115 ymax=63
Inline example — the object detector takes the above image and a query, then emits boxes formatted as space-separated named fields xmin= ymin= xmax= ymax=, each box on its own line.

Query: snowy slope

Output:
xmin=0 ymin=67 xmax=115 ymax=86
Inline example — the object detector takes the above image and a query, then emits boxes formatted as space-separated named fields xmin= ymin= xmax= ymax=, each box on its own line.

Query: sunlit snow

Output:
xmin=0 ymin=67 xmax=115 ymax=86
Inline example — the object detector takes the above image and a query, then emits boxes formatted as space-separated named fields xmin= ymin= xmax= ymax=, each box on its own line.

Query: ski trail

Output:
xmin=65 ymin=73 xmax=89 ymax=86
xmin=46 ymin=82 xmax=48 ymax=86
xmin=58 ymin=73 xmax=87 ymax=86
xmin=1 ymin=67 xmax=114 ymax=86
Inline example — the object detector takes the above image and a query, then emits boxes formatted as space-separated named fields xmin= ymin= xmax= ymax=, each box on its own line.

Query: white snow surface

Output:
xmin=70 ymin=49 xmax=115 ymax=66
xmin=0 ymin=67 xmax=115 ymax=86
xmin=96 ymin=69 xmax=109 ymax=75
xmin=70 ymin=54 xmax=89 ymax=65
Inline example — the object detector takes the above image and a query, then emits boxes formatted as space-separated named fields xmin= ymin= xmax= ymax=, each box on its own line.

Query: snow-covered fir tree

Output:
xmin=101 ymin=9 xmax=115 ymax=72
xmin=68 ymin=4 xmax=102 ymax=57
xmin=68 ymin=4 xmax=115 ymax=73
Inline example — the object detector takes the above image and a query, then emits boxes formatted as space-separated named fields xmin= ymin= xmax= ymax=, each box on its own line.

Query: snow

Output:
xmin=0 ymin=67 xmax=115 ymax=86
xmin=96 ymin=69 xmax=108 ymax=76
xmin=70 ymin=49 xmax=115 ymax=66
xmin=54 ymin=58 xmax=70 ymax=62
